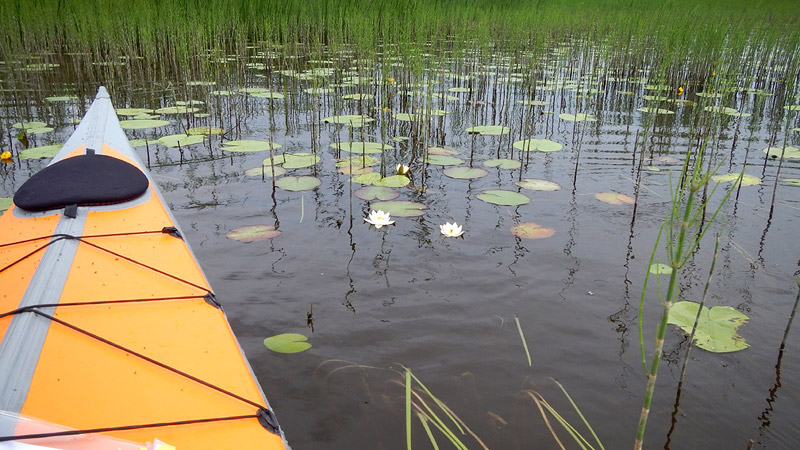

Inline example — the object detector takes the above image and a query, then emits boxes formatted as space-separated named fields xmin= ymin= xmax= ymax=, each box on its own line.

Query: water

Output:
xmin=1 ymin=47 xmax=799 ymax=449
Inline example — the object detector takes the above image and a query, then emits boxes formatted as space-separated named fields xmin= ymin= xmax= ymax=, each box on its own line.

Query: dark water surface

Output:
xmin=2 ymin=49 xmax=799 ymax=449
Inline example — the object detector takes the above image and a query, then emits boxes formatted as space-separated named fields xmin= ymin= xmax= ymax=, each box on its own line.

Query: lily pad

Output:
xmin=649 ymin=263 xmax=673 ymax=275
xmin=158 ymin=134 xmax=205 ymax=148
xmin=222 ymin=140 xmax=282 ymax=152
xmin=251 ymin=91 xmax=285 ymax=99
xmin=559 ymin=113 xmax=596 ymax=122
xmin=448 ymin=87 xmax=471 ymax=93
xmin=354 ymin=186 xmax=399 ymax=201
xmin=342 ymin=93 xmax=374 ymax=100
xmin=484 ymin=159 xmax=521 ymax=170
xmin=595 ymin=192 xmax=635 ymax=205
xmin=282 ymin=153 xmax=320 ymax=169
xmin=120 ymin=119 xmax=171 ymax=130
xmin=427 ymin=147 xmax=460 ymax=156
xmin=763 ymin=146 xmax=800 ymax=159
xmin=263 ymin=333 xmax=311 ymax=353
xmin=374 ymin=175 xmax=411 ymax=188
xmin=703 ymin=106 xmax=739 ymax=115
xmin=637 ymin=107 xmax=674 ymax=115
xmin=332 ymin=142 xmax=392 ymax=154
xmin=322 ymin=115 xmax=374 ymax=127
xmin=187 ymin=126 xmax=224 ymax=136
xmin=12 ymin=121 xmax=48 ymax=130
xmin=0 ymin=197 xmax=12 ymax=212
xmin=155 ymin=106 xmax=200 ymax=114
xmin=443 ymin=167 xmax=488 ymax=180
xmin=515 ymin=179 xmax=561 ymax=191
xmin=245 ymin=166 xmax=286 ymax=178
xmin=117 ymin=108 xmax=156 ymax=116
xmin=477 ymin=190 xmax=530 ymax=206
xmin=370 ymin=201 xmax=428 ymax=217
xmin=510 ymin=222 xmax=555 ymax=239
xmin=512 ymin=139 xmax=563 ymax=152
xmin=275 ymin=176 xmax=321 ymax=191
xmin=427 ymin=154 xmax=464 ymax=166
xmin=336 ymin=154 xmax=380 ymax=167
xmin=517 ymin=100 xmax=548 ymax=106
xmin=668 ymin=301 xmax=749 ymax=353
xmin=782 ymin=178 xmax=800 ymax=186
xmin=466 ymin=125 xmax=510 ymax=136
xmin=19 ymin=144 xmax=62 ymax=159
xmin=45 ymin=96 xmax=78 ymax=102
xmin=227 ymin=225 xmax=281 ymax=242
xmin=351 ymin=173 xmax=383 ymax=185
xmin=306 ymin=87 xmax=333 ymax=95
xmin=711 ymin=173 xmax=761 ymax=186
xmin=129 ymin=139 xmax=149 ymax=148
xmin=338 ymin=165 xmax=374 ymax=175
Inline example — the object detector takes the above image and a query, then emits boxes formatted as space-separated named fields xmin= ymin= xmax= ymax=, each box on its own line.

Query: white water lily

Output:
xmin=440 ymin=222 xmax=464 ymax=237
xmin=365 ymin=210 xmax=395 ymax=229
xmin=396 ymin=163 xmax=410 ymax=175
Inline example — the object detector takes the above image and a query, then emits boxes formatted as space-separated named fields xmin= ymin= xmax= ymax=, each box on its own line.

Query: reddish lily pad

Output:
xmin=510 ymin=223 xmax=556 ymax=239
xmin=227 ymin=225 xmax=280 ymax=242
xmin=595 ymin=192 xmax=635 ymax=205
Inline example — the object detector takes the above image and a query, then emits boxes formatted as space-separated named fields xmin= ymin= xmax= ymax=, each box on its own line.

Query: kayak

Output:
xmin=0 ymin=87 xmax=288 ymax=449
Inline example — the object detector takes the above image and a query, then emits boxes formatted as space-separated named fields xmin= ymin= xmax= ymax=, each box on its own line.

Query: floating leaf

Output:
xmin=342 ymin=93 xmax=374 ymax=100
xmin=427 ymin=147 xmax=460 ymax=156
xmin=371 ymin=201 xmax=428 ymax=217
xmin=649 ymin=263 xmax=673 ymax=275
xmin=322 ymin=115 xmax=374 ymax=127
xmin=227 ymin=225 xmax=281 ymax=242
xmin=282 ymin=153 xmax=320 ymax=169
xmin=120 ymin=119 xmax=170 ymax=130
xmin=515 ymin=179 xmax=561 ymax=191
xmin=12 ymin=121 xmax=48 ymax=130
xmin=45 ymin=96 xmax=78 ymax=102
xmin=559 ymin=113 xmax=597 ymax=122
xmin=374 ymin=175 xmax=411 ymax=188
xmin=332 ymin=142 xmax=392 ymax=154
xmin=275 ymin=176 xmax=321 ymax=191
xmin=251 ymin=91 xmax=285 ymax=99
xmin=448 ymin=87 xmax=471 ymax=93
xmin=763 ymin=146 xmax=800 ymax=159
xmin=0 ymin=197 xmax=12 ymax=212
xmin=305 ymin=87 xmax=333 ymax=95
xmin=426 ymin=154 xmax=464 ymax=166
xmin=187 ymin=126 xmax=224 ymax=136
xmin=338 ymin=165 xmax=374 ymax=175
xmin=351 ymin=173 xmax=383 ymax=185
xmin=703 ymin=106 xmax=739 ymax=115
xmin=129 ymin=139 xmax=148 ymax=148
xmin=595 ymin=192 xmax=635 ymax=205
xmin=484 ymin=159 xmax=521 ymax=170
xmin=517 ymin=100 xmax=548 ymax=106
xmin=443 ymin=167 xmax=488 ymax=180
xmin=245 ymin=166 xmax=286 ymax=177
xmin=263 ymin=333 xmax=311 ymax=354
xmin=711 ymin=173 xmax=761 ymax=186
xmin=510 ymin=222 xmax=555 ymax=239
xmin=782 ymin=178 xmax=800 ymax=186
xmin=637 ymin=107 xmax=674 ymax=115
xmin=477 ymin=190 xmax=530 ymax=206
xmin=668 ymin=301 xmax=749 ymax=353
xmin=158 ymin=134 xmax=205 ymax=148
xmin=336 ymin=154 xmax=380 ymax=167
xmin=512 ymin=139 xmax=563 ymax=152
xmin=19 ymin=144 xmax=62 ymax=159
xmin=222 ymin=140 xmax=282 ymax=152
xmin=117 ymin=108 xmax=155 ymax=116
xmin=155 ymin=106 xmax=200 ymax=114
xmin=466 ymin=125 xmax=510 ymax=136
xmin=354 ymin=186 xmax=400 ymax=201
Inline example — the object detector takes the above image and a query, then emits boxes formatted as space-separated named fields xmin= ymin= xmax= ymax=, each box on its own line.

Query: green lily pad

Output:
xmin=332 ymin=142 xmax=392 ymax=154
xmin=763 ymin=146 xmax=800 ymax=159
xmin=370 ymin=201 xmax=428 ymax=217
xmin=336 ymin=155 xmax=380 ymax=167
xmin=559 ymin=113 xmax=597 ymax=122
xmin=649 ymin=263 xmax=673 ymax=275
xmin=158 ymin=134 xmax=205 ymax=148
xmin=354 ymin=186 xmax=400 ymax=201
xmin=19 ymin=144 xmax=62 ymax=159
xmin=515 ymin=179 xmax=561 ymax=191
xmin=477 ymin=190 xmax=530 ymax=206
xmin=0 ymin=197 xmax=12 ymax=212
xmin=120 ymin=119 xmax=171 ymax=130
xmin=128 ymin=139 xmax=149 ymax=148
xmin=595 ymin=192 xmax=635 ymax=205
xmin=517 ymin=100 xmax=548 ymax=106
xmin=510 ymin=222 xmax=555 ymax=239
xmin=668 ymin=301 xmax=749 ymax=353
xmin=637 ymin=107 xmax=674 ymax=115
xmin=306 ymin=87 xmax=333 ymax=95
xmin=45 ymin=96 xmax=78 ymax=102
xmin=264 ymin=333 xmax=311 ymax=353
xmin=187 ymin=126 xmax=224 ymax=136
xmin=155 ymin=106 xmax=200 ymax=114
xmin=703 ymin=106 xmax=739 ymax=115
xmin=117 ymin=108 xmax=156 ymax=116
xmin=711 ymin=173 xmax=761 ymax=186
xmin=338 ymin=165 xmax=374 ymax=175
xmin=12 ymin=121 xmax=48 ymax=130
xmin=374 ymin=175 xmax=411 ymax=188
xmin=245 ymin=166 xmax=286 ymax=177
xmin=426 ymin=154 xmax=464 ymax=166
xmin=342 ymin=93 xmax=374 ymax=100
xmin=448 ymin=87 xmax=471 ymax=93
xmin=484 ymin=159 xmax=521 ymax=170
xmin=466 ymin=125 xmax=510 ymax=136
xmin=351 ymin=173 xmax=383 ymax=185
xmin=251 ymin=91 xmax=285 ymax=99
xmin=322 ymin=115 xmax=374 ymax=127
xmin=222 ymin=140 xmax=282 ymax=152
xmin=443 ymin=166 xmax=488 ymax=180
xmin=275 ymin=176 xmax=321 ymax=191
xmin=427 ymin=147 xmax=460 ymax=156
xmin=283 ymin=153 xmax=320 ymax=169
xmin=512 ymin=139 xmax=563 ymax=152
xmin=782 ymin=178 xmax=800 ymax=186
xmin=227 ymin=225 xmax=281 ymax=242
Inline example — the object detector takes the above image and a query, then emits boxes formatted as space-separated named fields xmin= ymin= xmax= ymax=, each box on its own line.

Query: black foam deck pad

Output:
xmin=14 ymin=154 xmax=149 ymax=212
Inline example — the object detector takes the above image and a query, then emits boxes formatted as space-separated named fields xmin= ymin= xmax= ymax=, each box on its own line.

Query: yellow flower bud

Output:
xmin=0 ymin=151 xmax=11 ymax=161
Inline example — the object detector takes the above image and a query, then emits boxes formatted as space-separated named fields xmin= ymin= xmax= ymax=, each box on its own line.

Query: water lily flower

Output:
xmin=677 ymin=86 xmax=684 ymax=96
xmin=396 ymin=163 xmax=410 ymax=175
xmin=0 ymin=151 xmax=11 ymax=161
xmin=440 ymin=222 xmax=464 ymax=238
xmin=365 ymin=210 xmax=395 ymax=229
xmin=387 ymin=77 xmax=395 ymax=83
